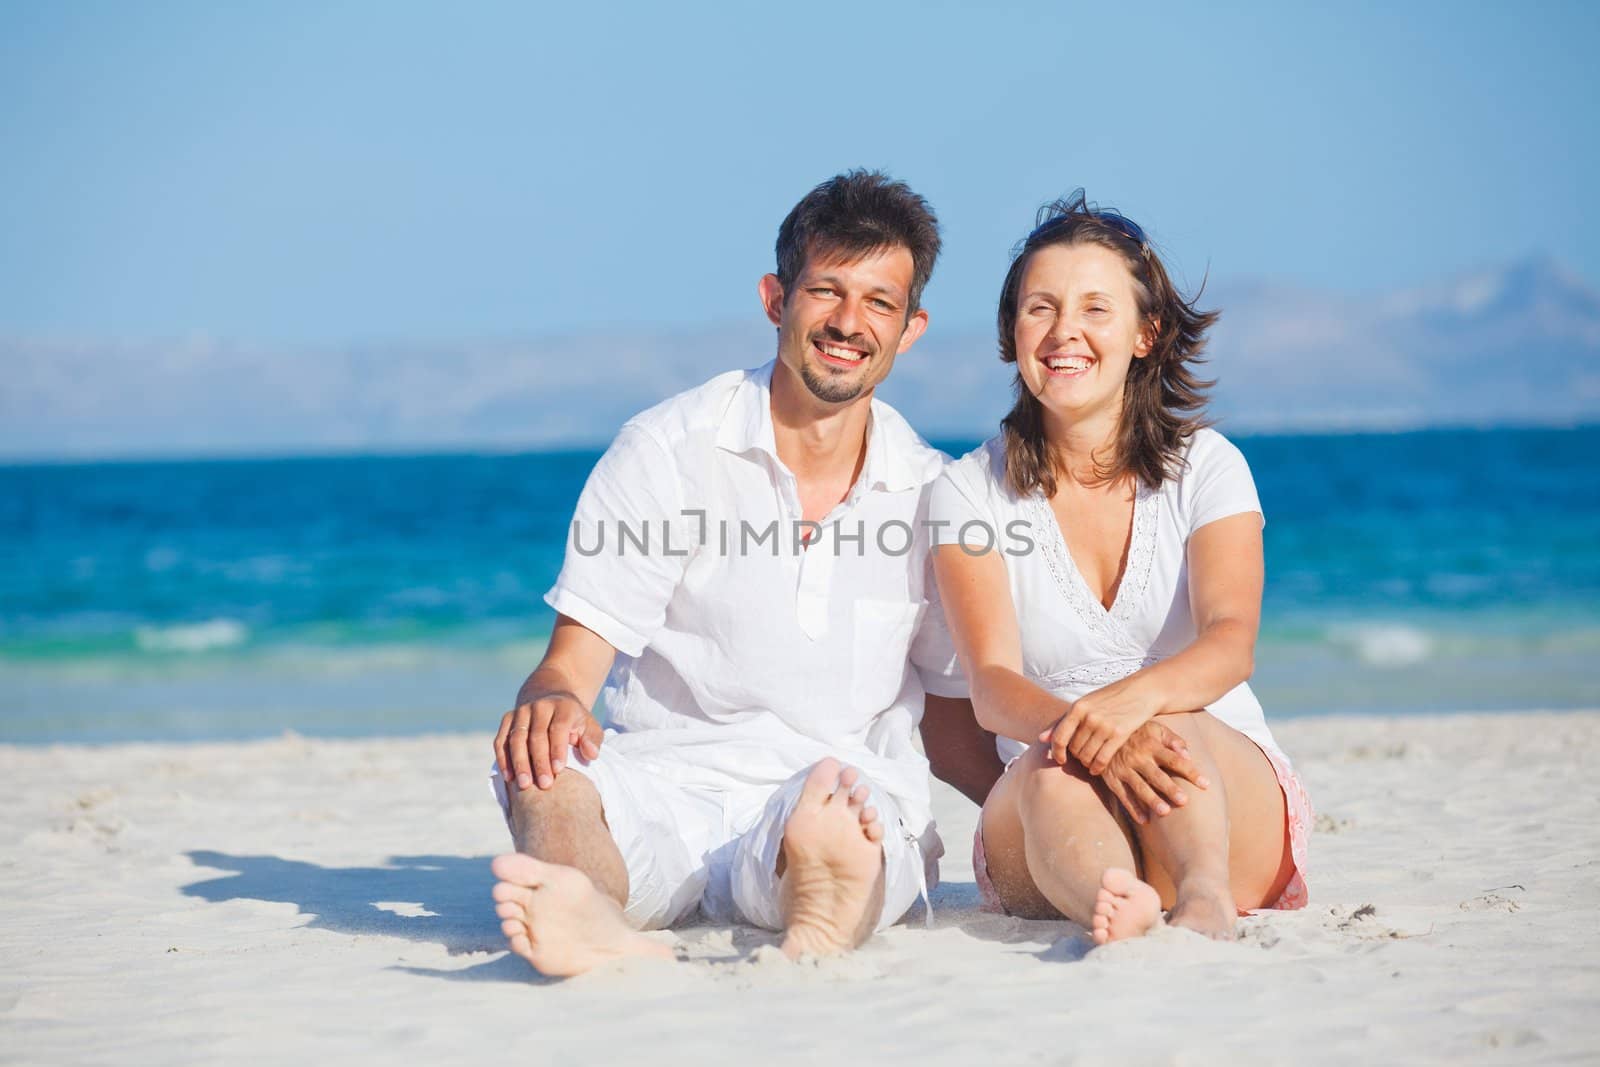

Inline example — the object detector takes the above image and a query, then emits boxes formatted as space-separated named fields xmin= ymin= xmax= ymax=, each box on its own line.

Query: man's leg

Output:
xmin=772 ymin=759 xmax=894 ymax=958
xmin=491 ymin=768 xmax=673 ymax=976
xmin=506 ymin=770 xmax=628 ymax=907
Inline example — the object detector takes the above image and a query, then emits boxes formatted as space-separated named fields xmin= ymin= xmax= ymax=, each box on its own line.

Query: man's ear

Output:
xmin=758 ymin=274 xmax=785 ymax=327
xmin=895 ymin=307 xmax=930 ymax=355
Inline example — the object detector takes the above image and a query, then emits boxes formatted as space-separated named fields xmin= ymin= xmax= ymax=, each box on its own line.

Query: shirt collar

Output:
xmin=716 ymin=359 xmax=924 ymax=494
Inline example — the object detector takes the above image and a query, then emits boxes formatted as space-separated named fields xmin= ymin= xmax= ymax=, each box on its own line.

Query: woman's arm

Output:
xmin=931 ymin=542 xmax=1071 ymax=743
xmin=1054 ymin=511 xmax=1264 ymax=773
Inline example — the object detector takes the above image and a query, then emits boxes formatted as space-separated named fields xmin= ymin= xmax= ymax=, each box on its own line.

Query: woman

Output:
xmin=929 ymin=192 xmax=1311 ymax=942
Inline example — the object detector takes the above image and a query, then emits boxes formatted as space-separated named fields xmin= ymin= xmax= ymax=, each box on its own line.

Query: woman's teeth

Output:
xmin=1045 ymin=356 xmax=1091 ymax=372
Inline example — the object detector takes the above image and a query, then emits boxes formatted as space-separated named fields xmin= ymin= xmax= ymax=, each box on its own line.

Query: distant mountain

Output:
xmin=2 ymin=258 xmax=1596 ymax=460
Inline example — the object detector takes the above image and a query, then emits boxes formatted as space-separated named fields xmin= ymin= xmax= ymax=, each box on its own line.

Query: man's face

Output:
xmin=759 ymin=245 xmax=928 ymax=406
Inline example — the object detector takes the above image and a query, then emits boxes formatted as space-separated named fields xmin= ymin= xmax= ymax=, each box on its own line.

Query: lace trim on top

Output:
xmin=1033 ymin=656 xmax=1159 ymax=695
xmin=1025 ymin=482 xmax=1161 ymax=649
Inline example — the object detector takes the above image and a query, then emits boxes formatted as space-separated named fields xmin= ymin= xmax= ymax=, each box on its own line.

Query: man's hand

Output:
xmin=495 ymin=690 xmax=604 ymax=792
xmin=1098 ymin=720 xmax=1209 ymax=825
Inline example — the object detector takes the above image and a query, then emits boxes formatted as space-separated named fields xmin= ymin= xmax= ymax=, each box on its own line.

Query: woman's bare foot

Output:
xmin=778 ymin=759 xmax=886 ymax=959
xmin=1168 ymin=879 xmax=1237 ymax=940
xmin=490 ymin=853 xmax=672 ymax=977
xmin=1090 ymin=867 xmax=1163 ymax=945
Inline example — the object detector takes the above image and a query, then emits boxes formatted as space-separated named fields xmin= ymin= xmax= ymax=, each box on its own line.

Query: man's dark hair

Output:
xmin=774 ymin=170 xmax=941 ymax=315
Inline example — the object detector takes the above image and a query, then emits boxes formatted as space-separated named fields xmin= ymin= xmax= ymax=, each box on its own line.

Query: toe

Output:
xmin=799 ymin=758 xmax=843 ymax=805
xmin=492 ymin=852 xmax=551 ymax=886
xmin=838 ymin=765 xmax=860 ymax=794
xmin=495 ymin=900 xmax=525 ymax=921
xmin=492 ymin=880 xmax=534 ymax=906
xmin=1101 ymin=866 xmax=1139 ymax=896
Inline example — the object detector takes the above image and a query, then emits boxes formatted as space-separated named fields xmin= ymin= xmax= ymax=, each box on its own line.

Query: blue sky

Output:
xmin=2 ymin=0 xmax=1597 ymax=344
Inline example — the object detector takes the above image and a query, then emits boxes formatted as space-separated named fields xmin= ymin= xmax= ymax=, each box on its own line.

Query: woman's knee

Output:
xmin=1015 ymin=746 xmax=1101 ymax=813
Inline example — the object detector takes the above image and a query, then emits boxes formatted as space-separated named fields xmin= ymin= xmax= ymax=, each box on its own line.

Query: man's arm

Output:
xmin=920 ymin=695 xmax=1004 ymax=808
xmin=494 ymin=614 xmax=618 ymax=792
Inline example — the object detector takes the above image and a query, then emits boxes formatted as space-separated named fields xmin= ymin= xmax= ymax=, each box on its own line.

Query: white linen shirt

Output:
xmin=545 ymin=361 xmax=966 ymax=854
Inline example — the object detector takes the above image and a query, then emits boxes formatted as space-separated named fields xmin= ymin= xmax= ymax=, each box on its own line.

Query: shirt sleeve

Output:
xmin=927 ymin=461 xmax=998 ymax=550
xmin=544 ymin=424 xmax=689 ymax=657
xmin=910 ymin=552 xmax=969 ymax=698
xmin=1187 ymin=432 xmax=1265 ymax=532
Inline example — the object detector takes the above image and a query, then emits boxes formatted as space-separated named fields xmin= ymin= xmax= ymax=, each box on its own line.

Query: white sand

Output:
xmin=3 ymin=712 xmax=1597 ymax=1064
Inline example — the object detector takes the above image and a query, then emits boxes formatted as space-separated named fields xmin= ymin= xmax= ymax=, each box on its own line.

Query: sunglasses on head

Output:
xmin=1028 ymin=208 xmax=1148 ymax=250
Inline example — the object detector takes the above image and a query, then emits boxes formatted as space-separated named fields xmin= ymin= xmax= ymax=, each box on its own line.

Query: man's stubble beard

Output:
xmin=799 ymin=360 xmax=868 ymax=404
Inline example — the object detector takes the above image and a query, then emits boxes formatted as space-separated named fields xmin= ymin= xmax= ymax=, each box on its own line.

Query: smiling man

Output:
xmin=488 ymin=171 xmax=996 ymax=975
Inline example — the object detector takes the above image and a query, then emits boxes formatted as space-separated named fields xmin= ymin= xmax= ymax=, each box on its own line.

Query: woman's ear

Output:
xmin=1134 ymin=318 xmax=1159 ymax=358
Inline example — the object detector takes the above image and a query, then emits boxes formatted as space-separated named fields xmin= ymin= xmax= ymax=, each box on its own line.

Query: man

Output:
xmin=488 ymin=170 xmax=992 ymax=975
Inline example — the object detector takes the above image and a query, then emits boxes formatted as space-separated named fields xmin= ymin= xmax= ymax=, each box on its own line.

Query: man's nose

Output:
xmin=827 ymin=296 xmax=863 ymax=338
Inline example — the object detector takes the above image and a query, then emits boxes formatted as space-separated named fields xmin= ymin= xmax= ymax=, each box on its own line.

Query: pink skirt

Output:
xmin=973 ymin=741 xmax=1312 ymax=914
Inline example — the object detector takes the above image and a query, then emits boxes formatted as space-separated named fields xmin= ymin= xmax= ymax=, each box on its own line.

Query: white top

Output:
xmin=928 ymin=428 xmax=1287 ymax=766
xmin=547 ymin=361 xmax=966 ymax=851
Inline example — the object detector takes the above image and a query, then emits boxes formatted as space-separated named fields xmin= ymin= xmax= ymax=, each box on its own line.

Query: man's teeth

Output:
xmin=820 ymin=343 xmax=866 ymax=362
xmin=1046 ymin=356 xmax=1091 ymax=372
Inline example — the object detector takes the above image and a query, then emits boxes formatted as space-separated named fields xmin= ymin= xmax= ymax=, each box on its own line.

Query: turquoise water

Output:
xmin=3 ymin=426 xmax=1597 ymax=742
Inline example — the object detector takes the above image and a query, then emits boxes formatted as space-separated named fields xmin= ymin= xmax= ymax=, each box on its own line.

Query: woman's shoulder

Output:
xmin=1176 ymin=426 xmax=1250 ymax=480
xmin=941 ymin=434 xmax=1011 ymax=494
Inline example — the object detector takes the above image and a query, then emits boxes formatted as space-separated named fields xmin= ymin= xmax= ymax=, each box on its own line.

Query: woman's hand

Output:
xmin=1099 ymin=720 xmax=1209 ymax=824
xmin=1038 ymin=675 xmax=1166 ymax=775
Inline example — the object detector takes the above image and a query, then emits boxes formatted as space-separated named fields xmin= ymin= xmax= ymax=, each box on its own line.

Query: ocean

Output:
xmin=2 ymin=425 xmax=1596 ymax=743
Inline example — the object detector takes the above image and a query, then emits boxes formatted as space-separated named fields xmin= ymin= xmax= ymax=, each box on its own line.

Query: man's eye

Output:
xmin=871 ymin=299 xmax=895 ymax=311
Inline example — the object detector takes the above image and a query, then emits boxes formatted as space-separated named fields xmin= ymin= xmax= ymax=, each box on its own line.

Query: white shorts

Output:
xmin=490 ymin=746 xmax=930 ymax=932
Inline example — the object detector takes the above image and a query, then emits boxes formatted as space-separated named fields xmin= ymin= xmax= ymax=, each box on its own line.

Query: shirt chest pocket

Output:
xmin=849 ymin=600 xmax=926 ymax=714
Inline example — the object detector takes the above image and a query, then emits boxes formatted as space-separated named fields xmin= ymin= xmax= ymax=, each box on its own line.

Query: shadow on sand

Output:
xmin=181 ymin=851 xmax=1066 ymax=981
xmin=182 ymin=850 xmax=551 ymax=982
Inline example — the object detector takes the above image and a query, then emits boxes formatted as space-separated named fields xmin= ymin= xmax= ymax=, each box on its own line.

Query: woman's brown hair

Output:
xmin=997 ymin=190 xmax=1218 ymax=496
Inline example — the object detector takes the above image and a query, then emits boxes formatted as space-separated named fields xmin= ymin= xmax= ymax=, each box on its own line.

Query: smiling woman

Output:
xmin=928 ymin=189 xmax=1310 ymax=948
xmin=996 ymin=190 xmax=1218 ymax=497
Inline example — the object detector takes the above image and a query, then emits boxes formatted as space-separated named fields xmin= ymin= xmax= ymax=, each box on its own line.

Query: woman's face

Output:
xmin=1013 ymin=241 xmax=1152 ymax=425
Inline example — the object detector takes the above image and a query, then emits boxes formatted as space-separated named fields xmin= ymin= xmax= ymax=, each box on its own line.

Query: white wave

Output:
xmin=1328 ymin=623 xmax=1434 ymax=668
xmin=134 ymin=619 xmax=249 ymax=654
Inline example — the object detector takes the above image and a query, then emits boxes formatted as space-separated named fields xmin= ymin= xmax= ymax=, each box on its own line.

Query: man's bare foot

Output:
xmin=1090 ymin=867 xmax=1164 ymax=945
xmin=490 ymin=853 xmax=672 ymax=977
xmin=1167 ymin=879 xmax=1237 ymax=941
xmin=778 ymin=759 xmax=886 ymax=959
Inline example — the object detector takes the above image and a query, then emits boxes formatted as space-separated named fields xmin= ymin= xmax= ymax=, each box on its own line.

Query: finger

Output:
xmin=529 ymin=701 xmax=556 ymax=790
xmin=1144 ymin=764 xmax=1187 ymax=807
xmin=1156 ymin=746 xmax=1210 ymax=790
xmin=1130 ymin=770 xmax=1170 ymax=818
xmin=1048 ymin=705 xmax=1086 ymax=763
xmin=1050 ymin=721 xmax=1075 ymax=766
xmin=1089 ymin=733 xmax=1129 ymax=777
xmin=506 ymin=706 xmax=535 ymax=791
xmin=1073 ymin=725 xmax=1108 ymax=771
xmin=547 ymin=704 xmax=578 ymax=776
xmin=1068 ymin=718 xmax=1103 ymax=766
xmin=1104 ymin=774 xmax=1145 ymax=826
xmin=577 ymin=715 xmax=603 ymax=759
xmin=494 ymin=710 xmax=513 ymax=781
